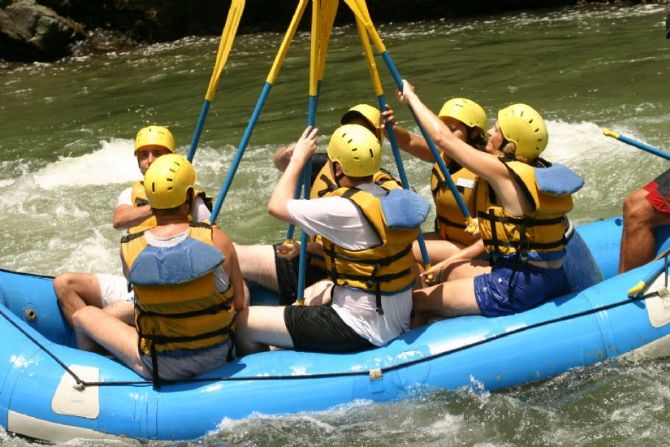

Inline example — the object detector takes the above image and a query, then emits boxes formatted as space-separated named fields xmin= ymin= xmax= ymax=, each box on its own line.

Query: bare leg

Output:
xmin=53 ymin=273 xmax=103 ymax=326
xmin=71 ymin=306 xmax=148 ymax=378
xmin=411 ymin=278 xmax=480 ymax=328
xmin=234 ymin=244 xmax=279 ymax=291
xmin=103 ymin=300 xmax=135 ymax=325
xmin=619 ymin=189 xmax=670 ymax=273
xmin=234 ymin=306 xmax=294 ymax=356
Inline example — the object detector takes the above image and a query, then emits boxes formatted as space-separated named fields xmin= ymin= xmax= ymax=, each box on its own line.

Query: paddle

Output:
xmin=344 ymin=0 xmax=477 ymax=234
xmin=187 ymin=0 xmax=245 ymax=162
xmin=602 ymin=128 xmax=670 ymax=162
xmin=209 ymin=0 xmax=309 ymax=224
xmin=291 ymin=0 xmax=330 ymax=305
xmin=354 ymin=13 xmax=434 ymax=280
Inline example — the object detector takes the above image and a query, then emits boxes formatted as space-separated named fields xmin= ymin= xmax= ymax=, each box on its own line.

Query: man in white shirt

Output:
xmin=54 ymin=126 xmax=211 ymax=328
xmin=236 ymin=104 xmax=400 ymax=306
xmin=235 ymin=124 xmax=428 ymax=354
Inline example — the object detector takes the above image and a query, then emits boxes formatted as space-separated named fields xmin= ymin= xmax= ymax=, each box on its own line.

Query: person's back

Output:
xmin=71 ymin=154 xmax=245 ymax=382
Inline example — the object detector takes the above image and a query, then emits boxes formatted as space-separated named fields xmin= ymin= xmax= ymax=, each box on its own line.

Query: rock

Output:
xmin=0 ymin=0 xmax=82 ymax=61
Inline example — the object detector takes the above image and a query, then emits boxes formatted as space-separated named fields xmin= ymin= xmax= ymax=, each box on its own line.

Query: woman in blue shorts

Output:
xmin=396 ymin=80 xmax=583 ymax=325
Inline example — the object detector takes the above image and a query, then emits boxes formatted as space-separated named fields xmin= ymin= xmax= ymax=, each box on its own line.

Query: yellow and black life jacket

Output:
xmin=120 ymin=222 xmax=234 ymax=381
xmin=430 ymin=154 xmax=479 ymax=244
xmin=475 ymin=159 xmax=583 ymax=262
xmin=321 ymin=180 xmax=428 ymax=313
xmin=129 ymin=181 xmax=214 ymax=234
xmin=308 ymin=165 xmax=402 ymax=270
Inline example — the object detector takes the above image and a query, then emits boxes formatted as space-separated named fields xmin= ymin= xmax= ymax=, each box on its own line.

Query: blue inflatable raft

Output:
xmin=1 ymin=216 xmax=670 ymax=443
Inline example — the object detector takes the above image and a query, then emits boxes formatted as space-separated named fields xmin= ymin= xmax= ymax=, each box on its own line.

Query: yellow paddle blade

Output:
xmin=308 ymin=0 xmax=321 ymax=96
xmin=317 ymin=0 xmax=339 ymax=81
xmin=267 ymin=0 xmax=309 ymax=84
xmin=205 ymin=0 xmax=245 ymax=101
xmin=344 ymin=0 xmax=387 ymax=52
xmin=356 ymin=15 xmax=383 ymax=96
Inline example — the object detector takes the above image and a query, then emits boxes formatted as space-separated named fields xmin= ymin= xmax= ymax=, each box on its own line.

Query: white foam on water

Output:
xmin=32 ymin=138 xmax=141 ymax=189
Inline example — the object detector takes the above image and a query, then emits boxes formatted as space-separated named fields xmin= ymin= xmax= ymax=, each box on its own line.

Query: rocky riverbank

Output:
xmin=0 ymin=0 xmax=653 ymax=62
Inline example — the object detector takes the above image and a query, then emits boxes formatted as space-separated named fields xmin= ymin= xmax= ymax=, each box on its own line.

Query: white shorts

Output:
xmin=95 ymin=274 xmax=134 ymax=307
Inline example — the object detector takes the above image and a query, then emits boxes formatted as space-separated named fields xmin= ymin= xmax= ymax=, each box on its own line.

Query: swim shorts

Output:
xmin=95 ymin=273 xmax=133 ymax=307
xmin=140 ymin=340 xmax=233 ymax=382
xmin=643 ymin=169 xmax=670 ymax=218
xmin=274 ymin=243 xmax=327 ymax=305
xmin=473 ymin=258 xmax=569 ymax=317
xmin=284 ymin=305 xmax=374 ymax=353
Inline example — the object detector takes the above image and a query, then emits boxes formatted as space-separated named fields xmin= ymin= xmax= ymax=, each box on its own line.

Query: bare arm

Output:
xmin=267 ymin=127 xmax=318 ymax=223
xmin=398 ymin=81 xmax=531 ymax=216
xmin=421 ymin=239 xmax=486 ymax=281
xmin=382 ymin=104 xmax=434 ymax=162
xmin=112 ymin=204 xmax=153 ymax=230
xmin=213 ymin=227 xmax=246 ymax=311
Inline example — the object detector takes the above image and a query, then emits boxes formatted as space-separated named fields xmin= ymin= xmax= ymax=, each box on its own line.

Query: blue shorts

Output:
xmin=473 ymin=258 xmax=569 ymax=317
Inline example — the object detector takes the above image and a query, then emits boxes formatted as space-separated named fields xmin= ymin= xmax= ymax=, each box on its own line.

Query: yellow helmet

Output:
xmin=340 ymin=104 xmax=382 ymax=133
xmin=135 ymin=126 xmax=176 ymax=155
xmin=497 ymin=103 xmax=548 ymax=161
xmin=438 ymin=98 xmax=487 ymax=134
xmin=327 ymin=124 xmax=381 ymax=178
xmin=143 ymin=154 xmax=196 ymax=209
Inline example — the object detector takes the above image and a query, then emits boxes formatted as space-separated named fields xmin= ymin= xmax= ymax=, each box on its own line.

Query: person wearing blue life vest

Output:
xmin=70 ymin=154 xmax=245 ymax=381
xmin=235 ymin=125 xmax=429 ymax=355
xmin=396 ymin=80 xmax=583 ymax=326
xmin=54 ymin=126 xmax=213 ymax=337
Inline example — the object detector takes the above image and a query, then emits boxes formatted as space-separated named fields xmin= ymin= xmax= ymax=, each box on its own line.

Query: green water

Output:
xmin=1 ymin=3 xmax=670 ymax=445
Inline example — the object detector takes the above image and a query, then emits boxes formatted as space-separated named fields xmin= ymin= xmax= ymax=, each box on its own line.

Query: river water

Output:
xmin=1 ymin=4 xmax=670 ymax=446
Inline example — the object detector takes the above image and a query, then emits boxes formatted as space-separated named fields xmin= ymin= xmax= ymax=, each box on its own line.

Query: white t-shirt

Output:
xmin=116 ymin=187 xmax=212 ymax=223
xmin=287 ymin=182 xmax=412 ymax=346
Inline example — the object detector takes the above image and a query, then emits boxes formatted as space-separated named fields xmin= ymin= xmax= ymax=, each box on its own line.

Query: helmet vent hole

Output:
xmin=368 ymin=149 xmax=374 ymax=158
xmin=167 ymin=186 xmax=173 ymax=191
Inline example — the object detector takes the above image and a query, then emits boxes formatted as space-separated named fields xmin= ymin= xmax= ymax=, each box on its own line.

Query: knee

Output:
xmin=70 ymin=306 xmax=92 ymax=330
xmin=623 ymin=189 xmax=654 ymax=226
xmin=53 ymin=273 xmax=78 ymax=298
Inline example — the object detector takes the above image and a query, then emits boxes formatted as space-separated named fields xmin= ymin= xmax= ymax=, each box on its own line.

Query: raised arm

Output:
xmin=267 ymin=127 xmax=318 ymax=223
xmin=382 ymin=104 xmax=435 ymax=162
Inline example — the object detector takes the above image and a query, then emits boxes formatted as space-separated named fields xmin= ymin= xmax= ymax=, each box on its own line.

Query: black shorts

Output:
xmin=284 ymin=305 xmax=374 ymax=353
xmin=274 ymin=243 xmax=327 ymax=305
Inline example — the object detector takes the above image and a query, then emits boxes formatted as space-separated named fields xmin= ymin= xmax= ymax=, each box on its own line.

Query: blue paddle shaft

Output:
xmin=381 ymin=51 xmax=472 ymax=221
xmin=210 ymin=82 xmax=272 ymax=223
xmin=187 ymin=100 xmax=211 ymax=162
xmin=377 ymin=94 xmax=430 ymax=265
xmin=617 ymin=134 xmax=670 ymax=162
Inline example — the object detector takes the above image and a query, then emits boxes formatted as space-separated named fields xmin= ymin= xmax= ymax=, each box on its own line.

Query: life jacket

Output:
xmin=475 ymin=158 xmax=584 ymax=262
xmin=308 ymin=165 xmax=402 ymax=270
xmin=321 ymin=180 xmax=428 ymax=313
xmin=430 ymin=154 xmax=479 ymax=244
xmin=129 ymin=181 xmax=214 ymax=234
xmin=120 ymin=222 xmax=234 ymax=381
